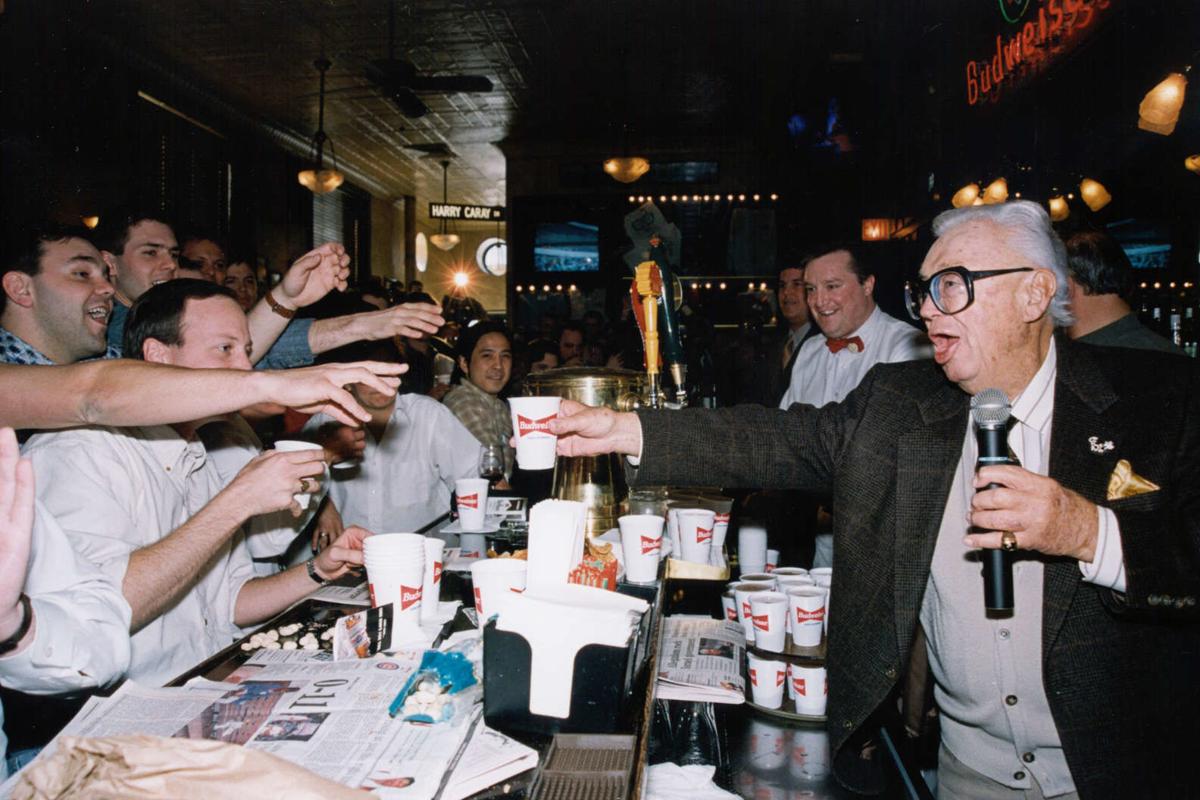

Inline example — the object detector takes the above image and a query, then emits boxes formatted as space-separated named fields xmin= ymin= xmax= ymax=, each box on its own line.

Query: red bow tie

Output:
xmin=825 ymin=336 xmax=865 ymax=354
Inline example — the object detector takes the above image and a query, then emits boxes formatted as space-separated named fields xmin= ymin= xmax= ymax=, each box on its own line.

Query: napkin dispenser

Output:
xmin=483 ymin=582 xmax=658 ymax=736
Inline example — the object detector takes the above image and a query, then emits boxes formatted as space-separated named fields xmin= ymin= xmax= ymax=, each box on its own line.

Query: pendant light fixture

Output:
xmin=603 ymin=51 xmax=650 ymax=184
xmin=429 ymin=160 xmax=461 ymax=251
xmin=298 ymin=58 xmax=345 ymax=195
xmin=1138 ymin=72 xmax=1188 ymax=136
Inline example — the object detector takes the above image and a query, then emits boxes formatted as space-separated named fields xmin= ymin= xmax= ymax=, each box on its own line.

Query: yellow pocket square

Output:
xmin=1107 ymin=459 xmax=1160 ymax=501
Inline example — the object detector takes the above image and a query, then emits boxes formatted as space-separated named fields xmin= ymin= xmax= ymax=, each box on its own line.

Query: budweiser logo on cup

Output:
xmin=742 ymin=600 xmax=753 ymax=618
xmin=796 ymin=607 xmax=825 ymax=624
xmin=715 ymin=512 xmax=730 ymax=524
xmin=697 ymin=526 xmax=712 ymax=544
xmin=776 ymin=670 xmax=786 ymax=687
xmin=726 ymin=606 xmax=739 ymax=621
xmin=400 ymin=585 xmax=422 ymax=611
xmin=368 ymin=584 xmax=377 ymax=606
xmin=640 ymin=535 xmax=661 ymax=555
xmin=433 ymin=562 xmax=443 ymax=583
xmin=458 ymin=493 xmax=479 ymax=509
xmin=516 ymin=414 xmax=555 ymax=436
xmin=473 ymin=586 xmax=483 ymax=614
xmin=749 ymin=667 xmax=758 ymax=686
xmin=794 ymin=677 xmax=807 ymax=695
xmin=752 ymin=613 xmax=769 ymax=631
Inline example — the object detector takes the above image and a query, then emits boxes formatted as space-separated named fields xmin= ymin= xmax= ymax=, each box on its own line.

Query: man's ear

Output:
xmin=1 ymin=272 xmax=35 ymax=309
xmin=142 ymin=338 xmax=174 ymax=365
xmin=100 ymin=251 xmax=119 ymax=283
xmin=1022 ymin=269 xmax=1058 ymax=322
xmin=862 ymin=274 xmax=876 ymax=298
xmin=457 ymin=355 xmax=469 ymax=375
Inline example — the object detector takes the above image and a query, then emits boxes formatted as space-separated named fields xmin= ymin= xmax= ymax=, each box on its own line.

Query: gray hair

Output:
xmin=931 ymin=200 xmax=1073 ymax=327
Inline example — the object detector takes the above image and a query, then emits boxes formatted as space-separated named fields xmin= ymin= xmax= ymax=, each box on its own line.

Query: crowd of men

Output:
xmin=1 ymin=201 xmax=1194 ymax=798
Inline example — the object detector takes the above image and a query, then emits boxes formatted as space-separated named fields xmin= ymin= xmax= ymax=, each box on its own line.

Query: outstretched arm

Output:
xmin=0 ymin=359 xmax=405 ymax=430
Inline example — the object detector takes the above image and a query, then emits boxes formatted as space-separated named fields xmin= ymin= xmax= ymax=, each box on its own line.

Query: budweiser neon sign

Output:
xmin=964 ymin=0 xmax=1113 ymax=106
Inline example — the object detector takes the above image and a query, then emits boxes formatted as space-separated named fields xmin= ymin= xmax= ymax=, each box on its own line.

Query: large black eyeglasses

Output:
xmin=904 ymin=266 xmax=1034 ymax=321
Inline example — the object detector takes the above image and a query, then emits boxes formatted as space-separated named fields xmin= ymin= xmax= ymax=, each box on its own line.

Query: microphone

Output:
xmin=970 ymin=388 xmax=1015 ymax=613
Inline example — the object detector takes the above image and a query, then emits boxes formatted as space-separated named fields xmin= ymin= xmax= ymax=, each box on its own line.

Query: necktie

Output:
xmin=825 ymin=336 xmax=865 ymax=354
xmin=782 ymin=337 xmax=795 ymax=368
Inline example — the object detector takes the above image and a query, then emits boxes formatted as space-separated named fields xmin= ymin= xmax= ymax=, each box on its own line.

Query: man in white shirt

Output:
xmin=23 ymin=280 xmax=370 ymax=686
xmin=780 ymin=245 xmax=930 ymax=567
xmin=305 ymin=340 xmax=481 ymax=536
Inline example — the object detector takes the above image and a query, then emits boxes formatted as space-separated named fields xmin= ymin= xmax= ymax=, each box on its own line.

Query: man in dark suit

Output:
xmin=549 ymin=201 xmax=1198 ymax=799
xmin=758 ymin=263 xmax=815 ymax=407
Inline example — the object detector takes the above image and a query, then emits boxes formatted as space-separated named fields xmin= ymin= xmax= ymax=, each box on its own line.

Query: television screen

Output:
xmin=534 ymin=222 xmax=600 ymax=272
xmin=1106 ymin=218 xmax=1173 ymax=270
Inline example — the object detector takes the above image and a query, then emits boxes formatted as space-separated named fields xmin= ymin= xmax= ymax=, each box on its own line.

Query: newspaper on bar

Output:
xmin=654 ymin=616 xmax=746 ymax=704
xmin=0 ymin=650 xmax=530 ymax=800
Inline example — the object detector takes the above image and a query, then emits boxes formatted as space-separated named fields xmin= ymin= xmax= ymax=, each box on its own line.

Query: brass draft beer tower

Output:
xmin=523 ymin=236 xmax=687 ymax=537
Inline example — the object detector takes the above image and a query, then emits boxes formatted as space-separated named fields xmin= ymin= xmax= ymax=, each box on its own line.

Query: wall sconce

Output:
xmin=861 ymin=219 xmax=892 ymax=241
xmin=981 ymin=178 xmax=1009 ymax=204
xmin=1078 ymin=178 xmax=1112 ymax=212
xmin=1048 ymin=195 xmax=1070 ymax=222
xmin=1185 ymin=155 xmax=1200 ymax=174
xmin=951 ymin=183 xmax=981 ymax=208
xmin=1138 ymin=72 xmax=1188 ymax=136
xmin=80 ymin=215 xmax=100 ymax=229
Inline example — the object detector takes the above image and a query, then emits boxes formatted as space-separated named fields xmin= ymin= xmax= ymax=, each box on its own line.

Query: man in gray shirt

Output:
xmin=1063 ymin=230 xmax=1180 ymax=354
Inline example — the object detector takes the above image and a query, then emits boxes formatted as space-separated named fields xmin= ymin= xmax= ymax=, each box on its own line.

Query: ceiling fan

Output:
xmin=364 ymin=1 xmax=493 ymax=119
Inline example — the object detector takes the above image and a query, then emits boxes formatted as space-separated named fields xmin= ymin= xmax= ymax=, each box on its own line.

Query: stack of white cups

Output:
xmin=469 ymin=559 xmax=528 ymax=628
xmin=363 ymin=533 xmax=426 ymax=634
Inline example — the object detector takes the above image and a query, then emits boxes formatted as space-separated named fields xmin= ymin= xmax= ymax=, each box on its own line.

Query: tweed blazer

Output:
xmin=635 ymin=337 xmax=1200 ymax=799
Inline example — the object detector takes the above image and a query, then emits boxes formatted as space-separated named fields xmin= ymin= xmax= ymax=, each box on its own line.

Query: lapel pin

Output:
xmin=1088 ymin=436 xmax=1114 ymax=454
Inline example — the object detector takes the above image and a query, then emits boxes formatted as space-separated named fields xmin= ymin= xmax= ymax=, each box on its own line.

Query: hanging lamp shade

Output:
xmin=1138 ymin=73 xmax=1188 ymax=135
xmin=1078 ymin=178 xmax=1112 ymax=212
xmin=429 ymin=232 xmax=461 ymax=251
xmin=297 ymin=169 xmax=344 ymax=194
xmin=1048 ymin=195 xmax=1070 ymax=222
xmin=603 ymin=156 xmax=650 ymax=183
xmin=981 ymin=178 xmax=1009 ymax=204
xmin=1185 ymin=154 xmax=1200 ymax=174
xmin=951 ymin=183 xmax=980 ymax=208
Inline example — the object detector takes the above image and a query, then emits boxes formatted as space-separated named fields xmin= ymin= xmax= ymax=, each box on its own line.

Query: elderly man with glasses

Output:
xmin=547 ymin=201 xmax=1198 ymax=800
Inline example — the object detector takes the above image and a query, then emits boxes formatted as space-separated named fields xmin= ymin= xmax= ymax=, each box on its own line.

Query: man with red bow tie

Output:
xmin=780 ymin=244 xmax=930 ymax=567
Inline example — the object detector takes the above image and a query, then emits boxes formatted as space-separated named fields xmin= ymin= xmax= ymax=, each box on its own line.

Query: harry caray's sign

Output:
xmin=429 ymin=203 xmax=505 ymax=221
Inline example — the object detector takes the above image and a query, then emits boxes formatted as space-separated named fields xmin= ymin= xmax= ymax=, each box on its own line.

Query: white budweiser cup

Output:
xmin=790 ymin=728 xmax=831 ymax=780
xmin=746 ymin=652 xmax=787 ymax=710
xmin=765 ymin=549 xmax=779 ymax=572
xmin=710 ymin=498 xmax=733 ymax=550
xmin=776 ymin=577 xmax=816 ymax=633
xmin=788 ymin=586 xmax=827 ymax=648
xmin=459 ymin=533 xmax=487 ymax=560
xmin=720 ymin=591 xmax=738 ymax=624
xmin=675 ymin=508 xmax=716 ymax=564
xmin=508 ymin=396 xmax=562 ymax=470
xmin=747 ymin=718 xmax=788 ymax=771
xmin=809 ymin=567 xmax=833 ymax=584
xmin=739 ymin=572 xmax=778 ymax=589
xmin=455 ymin=478 xmax=489 ymax=532
xmin=618 ymin=514 xmax=664 ymax=584
xmin=273 ymin=440 xmax=326 ymax=510
xmin=420 ymin=537 xmax=444 ymax=624
xmin=792 ymin=664 xmax=828 ymax=716
xmin=749 ymin=591 xmax=788 ymax=653
xmin=469 ymin=558 xmax=527 ymax=628
xmin=738 ymin=525 xmax=768 ymax=575
xmin=732 ymin=582 xmax=772 ymax=644
xmin=362 ymin=533 xmax=426 ymax=629
xmin=773 ymin=567 xmax=808 ymax=577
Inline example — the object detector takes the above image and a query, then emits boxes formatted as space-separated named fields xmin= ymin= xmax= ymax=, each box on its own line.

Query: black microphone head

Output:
xmin=970 ymin=388 xmax=1011 ymax=429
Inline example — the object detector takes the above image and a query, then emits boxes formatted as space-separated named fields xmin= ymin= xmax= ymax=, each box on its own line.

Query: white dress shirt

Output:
xmin=305 ymin=394 xmax=481 ymax=534
xmin=779 ymin=305 xmax=930 ymax=409
xmin=0 ymin=504 xmax=133 ymax=778
xmin=919 ymin=339 xmax=1126 ymax=796
xmin=23 ymin=425 xmax=257 ymax=687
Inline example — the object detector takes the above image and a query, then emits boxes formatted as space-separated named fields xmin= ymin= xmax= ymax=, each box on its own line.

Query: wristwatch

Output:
xmin=265 ymin=289 xmax=296 ymax=320
xmin=305 ymin=558 xmax=329 ymax=585
xmin=0 ymin=594 xmax=33 ymax=656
